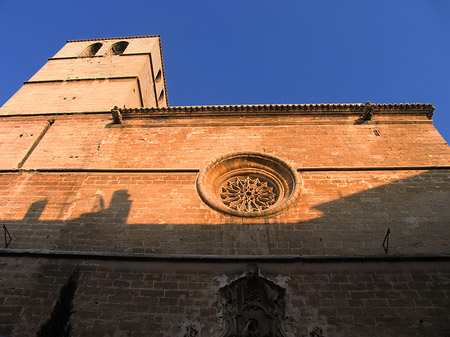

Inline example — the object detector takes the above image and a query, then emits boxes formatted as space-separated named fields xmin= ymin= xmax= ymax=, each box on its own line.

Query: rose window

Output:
xmin=197 ymin=152 xmax=301 ymax=217
xmin=220 ymin=176 xmax=277 ymax=212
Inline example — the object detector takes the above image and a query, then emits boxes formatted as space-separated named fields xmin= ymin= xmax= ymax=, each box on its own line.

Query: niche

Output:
xmin=109 ymin=41 xmax=129 ymax=55
xmin=79 ymin=42 xmax=102 ymax=57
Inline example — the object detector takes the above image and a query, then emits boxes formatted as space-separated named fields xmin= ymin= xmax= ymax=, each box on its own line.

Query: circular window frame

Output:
xmin=196 ymin=152 xmax=301 ymax=217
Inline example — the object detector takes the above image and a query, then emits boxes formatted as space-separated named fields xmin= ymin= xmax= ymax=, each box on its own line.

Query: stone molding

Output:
xmin=114 ymin=102 xmax=435 ymax=122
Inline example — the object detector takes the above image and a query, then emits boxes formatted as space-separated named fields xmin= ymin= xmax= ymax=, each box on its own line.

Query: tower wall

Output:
xmin=0 ymin=36 xmax=167 ymax=116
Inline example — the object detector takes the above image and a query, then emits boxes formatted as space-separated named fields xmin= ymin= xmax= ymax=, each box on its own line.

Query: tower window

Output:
xmin=155 ymin=69 xmax=162 ymax=83
xmin=79 ymin=43 xmax=103 ymax=57
xmin=110 ymin=41 xmax=129 ymax=55
xmin=158 ymin=89 xmax=164 ymax=102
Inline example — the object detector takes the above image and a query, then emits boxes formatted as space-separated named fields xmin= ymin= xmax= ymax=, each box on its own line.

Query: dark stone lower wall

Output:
xmin=1 ymin=256 xmax=449 ymax=337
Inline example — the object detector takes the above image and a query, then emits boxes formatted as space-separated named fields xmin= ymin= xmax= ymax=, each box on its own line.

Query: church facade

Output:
xmin=0 ymin=36 xmax=449 ymax=337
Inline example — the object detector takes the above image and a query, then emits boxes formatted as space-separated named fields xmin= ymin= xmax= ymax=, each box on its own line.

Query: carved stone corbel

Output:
xmin=427 ymin=106 xmax=435 ymax=120
xmin=111 ymin=106 xmax=123 ymax=124
xmin=361 ymin=101 xmax=375 ymax=120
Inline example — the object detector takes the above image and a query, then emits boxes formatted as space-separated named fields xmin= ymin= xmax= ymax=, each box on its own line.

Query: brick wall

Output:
xmin=0 ymin=114 xmax=445 ymax=169
xmin=1 ymin=257 xmax=449 ymax=337
xmin=0 ymin=110 xmax=449 ymax=336
xmin=0 ymin=118 xmax=49 ymax=169
xmin=29 ymin=56 xmax=150 ymax=82
xmin=0 ymin=80 xmax=142 ymax=115
xmin=0 ymin=170 xmax=448 ymax=256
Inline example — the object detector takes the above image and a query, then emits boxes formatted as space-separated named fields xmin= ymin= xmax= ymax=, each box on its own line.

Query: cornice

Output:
xmin=112 ymin=102 xmax=435 ymax=122
xmin=1 ymin=248 xmax=450 ymax=263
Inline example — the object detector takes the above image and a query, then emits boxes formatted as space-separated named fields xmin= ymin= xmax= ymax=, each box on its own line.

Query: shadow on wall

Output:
xmin=18 ymin=190 xmax=131 ymax=225
xmin=2 ymin=190 xmax=132 ymax=252
xmin=308 ymin=170 xmax=450 ymax=255
xmin=0 ymin=171 xmax=449 ymax=255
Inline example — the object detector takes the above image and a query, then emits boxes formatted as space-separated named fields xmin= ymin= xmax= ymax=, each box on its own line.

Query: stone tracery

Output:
xmin=220 ymin=176 xmax=278 ymax=213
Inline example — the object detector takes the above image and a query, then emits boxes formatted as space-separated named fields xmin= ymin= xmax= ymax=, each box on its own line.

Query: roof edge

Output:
xmin=67 ymin=35 xmax=160 ymax=43
xmin=158 ymin=37 xmax=169 ymax=106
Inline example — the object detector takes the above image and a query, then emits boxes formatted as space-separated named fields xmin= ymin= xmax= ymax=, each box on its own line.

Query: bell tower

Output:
xmin=0 ymin=35 xmax=168 ymax=116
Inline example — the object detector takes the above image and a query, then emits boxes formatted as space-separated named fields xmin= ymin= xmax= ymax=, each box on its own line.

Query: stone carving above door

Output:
xmin=218 ymin=263 xmax=288 ymax=337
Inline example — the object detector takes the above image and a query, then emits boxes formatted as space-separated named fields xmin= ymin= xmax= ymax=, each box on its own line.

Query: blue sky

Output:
xmin=1 ymin=0 xmax=449 ymax=143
